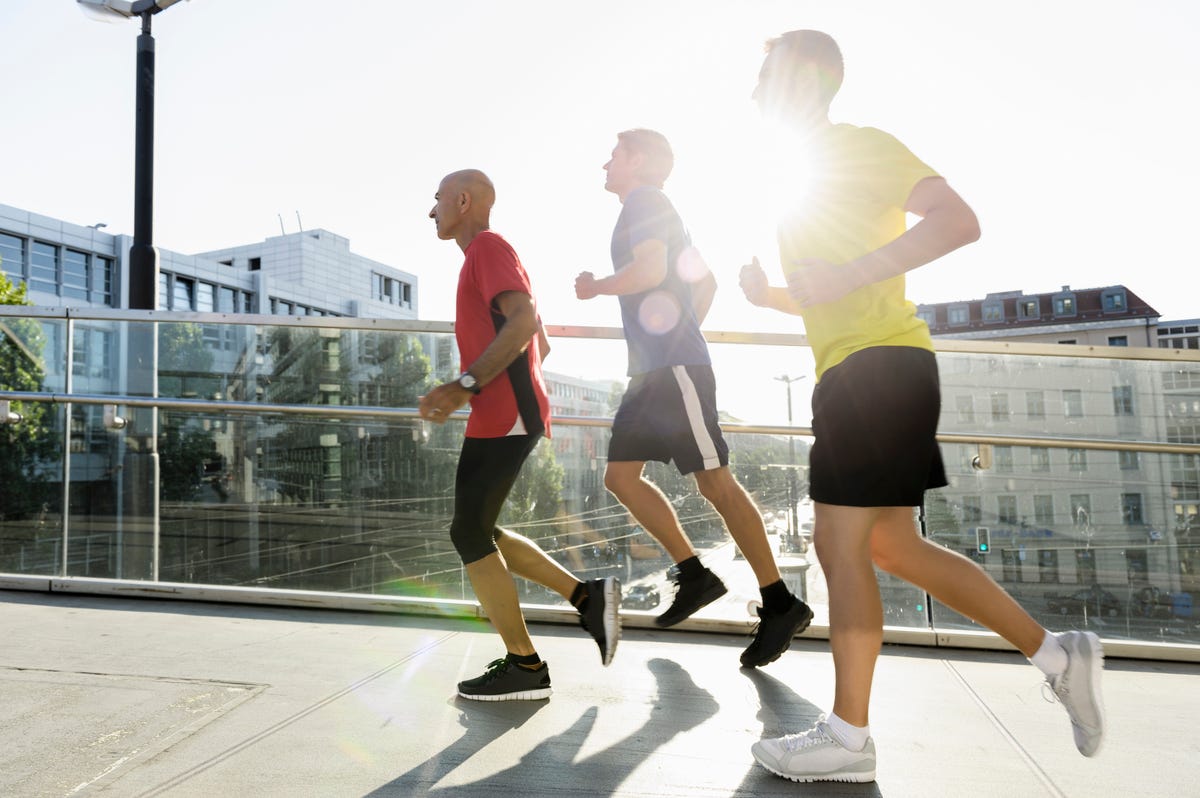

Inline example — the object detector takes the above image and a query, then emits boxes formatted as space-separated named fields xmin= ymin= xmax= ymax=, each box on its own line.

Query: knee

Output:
xmin=695 ymin=469 xmax=746 ymax=510
xmin=695 ymin=474 xmax=729 ymax=506
xmin=450 ymin=518 xmax=498 ymax=564
xmin=603 ymin=465 xmax=635 ymax=497
xmin=870 ymin=539 xmax=902 ymax=575
xmin=870 ymin=534 xmax=922 ymax=577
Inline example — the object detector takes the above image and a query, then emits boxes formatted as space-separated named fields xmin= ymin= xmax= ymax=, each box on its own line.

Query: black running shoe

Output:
xmin=579 ymin=576 xmax=621 ymax=666
xmin=655 ymin=566 xmax=728 ymax=628
xmin=740 ymin=595 xmax=814 ymax=668
xmin=457 ymin=656 xmax=552 ymax=701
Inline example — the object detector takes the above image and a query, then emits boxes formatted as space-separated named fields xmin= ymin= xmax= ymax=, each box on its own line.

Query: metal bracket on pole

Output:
xmin=103 ymin=404 xmax=127 ymax=431
xmin=1 ymin=400 xmax=21 ymax=425
xmin=972 ymin=444 xmax=993 ymax=471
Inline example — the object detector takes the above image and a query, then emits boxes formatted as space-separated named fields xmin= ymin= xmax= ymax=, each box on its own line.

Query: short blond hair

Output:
xmin=764 ymin=30 xmax=844 ymax=106
xmin=616 ymin=128 xmax=674 ymax=188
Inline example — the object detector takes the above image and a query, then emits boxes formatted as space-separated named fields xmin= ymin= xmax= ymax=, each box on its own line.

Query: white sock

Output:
xmin=826 ymin=712 xmax=870 ymax=752
xmin=1030 ymin=630 xmax=1068 ymax=677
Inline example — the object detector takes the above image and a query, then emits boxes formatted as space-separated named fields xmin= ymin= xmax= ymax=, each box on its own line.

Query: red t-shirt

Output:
xmin=456 ymin=231 xmax=552 ymax=439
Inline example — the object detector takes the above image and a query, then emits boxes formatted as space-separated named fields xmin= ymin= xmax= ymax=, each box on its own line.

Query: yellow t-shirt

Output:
xmin=777 ymin=124 xmax=939 ymax=379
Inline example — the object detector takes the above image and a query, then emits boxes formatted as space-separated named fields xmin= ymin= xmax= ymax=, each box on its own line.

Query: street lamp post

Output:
xmin=78 ymin=1 xmax=187 ymax=306
xmin=774 ymin=374 xmax=806 ymax=549
xmin=79 ymin=0 xmax=187 ymax=580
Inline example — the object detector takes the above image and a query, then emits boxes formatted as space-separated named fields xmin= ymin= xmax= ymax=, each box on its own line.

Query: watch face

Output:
xmin=459 ymin=373 xmax=477 ymax=390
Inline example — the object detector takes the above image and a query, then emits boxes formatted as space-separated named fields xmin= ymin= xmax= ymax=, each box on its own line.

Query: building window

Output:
xmin=981 ymin=301 xmax=1004 ymax=322
xmin=1034 ymin=494 xmax=1054 ymax=527
xmin=1076 ymin=548 xmax=1097 ymax=585
xmin=1017 ymin=298 xmax=1039 ymax=319
xmin=1053 ymin=293 xmax=1077 ymax=316
xmin=1063 ymin=389 xmax=1084 ymax=418
xmin=1108 ymin=335 xmax=1129 ymax=347
xmin=1071 ymin=495 xmax=1092 ymax=529
xmin=0 ymin=232 xmax=25 ymax=282
xmin=1025 ymin=390 xmax=1045 ymax=419
xmin=994 ymin=445 xmax=1013 ymax=472
xmin=402 ymin=282 xmax=412 ymax=307
xmin=217 ymin=286 xmax=236 ymax=313
xmin=72 ymin=327 xmax=113 ymax=379
xmin=61 ymin=249 xmax=89 ymax=300
xmin=1002 ymin=548 xmax=1022 ymax=582
xmin=962 ymin=495 xmax=982 ymax=523
xmin=1119 ymin=450 xmax=1140 ymax=470
xmin=30 ymin=241 xmax=58 ymax=295
xmin=173 ymin=277 xmax=195 ymax=310
xmin=1112 ymin=385 xmax=1134 ymax=416
xmin=159 ymin=273 xmax=170 ymax=309
xmin=956 ymin=394 xmax=975 ymax=424
xmin=1122 ymin=493 xmax=1144 ymax=525
xmin=948 ymin=304 xmax=969 ymax=326
xmin=1068 ymin=448 xmax=1088 ymax=471
xmin=990 ymin=392 xmax=1010 ymax=422
xmin=196 ymin=282 xmax=215 ymax=313
xmin=1038 ymin=549 xmax=1059 ymax=583
xmin=1102 ymin=289 xmax=1127 ymax=312
xmin=1030 ymin=446 xmax=1050 ymax=472
xmin=917 ymin=308 xmax=935 ymax=326
xmin=998 ymin=495 xmax=1018 ymax=525
xmin=1059 ymin=339 xmax=1077 ymax=345
xmin=249 ymin=257 xmax=261 ymax=271
xmin=93 ymin=256 xmax=113 ymax=306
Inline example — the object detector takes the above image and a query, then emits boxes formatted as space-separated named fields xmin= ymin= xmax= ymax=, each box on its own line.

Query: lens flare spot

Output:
xmin=675 ymin=246 xmax=708 ymax=283
xmin=638 ymin=291 xmax=681 ymax=335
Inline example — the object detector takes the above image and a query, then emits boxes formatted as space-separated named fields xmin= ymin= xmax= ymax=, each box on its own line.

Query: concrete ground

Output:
xmin=2 ymin=589 xmax=1196 ymax=798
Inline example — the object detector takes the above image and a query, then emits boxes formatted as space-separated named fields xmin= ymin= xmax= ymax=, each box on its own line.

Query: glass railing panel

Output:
xmin=156 ymin=320 xmax=450 ymax=408
xmin=152 ymin=411 xmax=464 ymax=593
xmin=936 ymin=349 xmax=1189 ymax=439
xmin=4 ymin=310 xmax=1199 ymax=656
xmin=928 ymin=444 xmax=1200 ymax=644
xmin=0 ymin=314 xmax=68 ymax=576
xmin=929 ymin=347 xmax=1199 ymax=644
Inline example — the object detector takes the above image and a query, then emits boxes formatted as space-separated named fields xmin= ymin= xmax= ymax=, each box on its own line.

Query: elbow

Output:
xmin=961 ymin=208 xmax=982 ymax=246
xmin=942 ymin=204 xmax=980 ymax=249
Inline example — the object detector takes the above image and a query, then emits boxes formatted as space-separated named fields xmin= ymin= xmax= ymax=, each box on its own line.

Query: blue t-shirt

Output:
xmin=610 ymin=186 xmax=711 ymax=376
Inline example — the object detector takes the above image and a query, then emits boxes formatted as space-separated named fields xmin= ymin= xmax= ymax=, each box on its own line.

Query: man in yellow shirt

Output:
xmin=740 ymin=30 xmax=1105 ymax=783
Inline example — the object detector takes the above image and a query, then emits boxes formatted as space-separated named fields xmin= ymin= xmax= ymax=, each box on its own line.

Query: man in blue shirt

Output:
xmin=576 ymin=128 xmax=813 ymax=668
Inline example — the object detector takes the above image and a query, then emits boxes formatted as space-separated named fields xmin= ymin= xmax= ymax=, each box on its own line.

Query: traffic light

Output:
xmin=976 ymin=526 xmax=991 ymax=553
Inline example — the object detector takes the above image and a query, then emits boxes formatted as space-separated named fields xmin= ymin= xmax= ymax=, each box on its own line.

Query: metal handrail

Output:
xmin=3 ymin=389 xmax=1199 ymax=456
xmin=4 ymin=305 xmax=1200 ymax=361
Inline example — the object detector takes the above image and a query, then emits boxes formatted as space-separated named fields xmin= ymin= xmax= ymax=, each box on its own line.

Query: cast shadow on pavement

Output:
xmin=365 ymin=657 xmax=718 ymax=796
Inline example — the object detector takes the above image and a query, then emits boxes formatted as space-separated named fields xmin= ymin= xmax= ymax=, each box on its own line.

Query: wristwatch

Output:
xmin=457 ymin=372 xmax=481 ymax=394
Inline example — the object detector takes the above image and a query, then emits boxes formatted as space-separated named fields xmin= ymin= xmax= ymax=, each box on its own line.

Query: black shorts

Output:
xmin=449 ymin=433 xmax=542 ymax=564
xmin=609 ymin=364 xmax=729 ymax=475
xmin=809 ymin=347 xmax=947 ymax=507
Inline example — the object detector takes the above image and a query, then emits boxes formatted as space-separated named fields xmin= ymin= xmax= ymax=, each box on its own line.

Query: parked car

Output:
xmin=1045 ymin=585 xmax=1123 ymax=618
xmin=621 ymin=583 xmax=661 ymax=610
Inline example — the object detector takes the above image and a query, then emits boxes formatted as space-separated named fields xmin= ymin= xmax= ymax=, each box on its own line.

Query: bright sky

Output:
xmin=4 ymin=1 xmax=1199 ymax=421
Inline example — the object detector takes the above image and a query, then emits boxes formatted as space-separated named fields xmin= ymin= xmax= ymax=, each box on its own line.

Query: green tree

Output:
xmin=0 ymin=272 xmax=60 ymax=538
xmin=158 ymin=322 xmax=216 ymax=398
xmin=156 ymin=322 xmax=222 ymax=502
xmin=504 ymin=440 xmax=565 ymax=526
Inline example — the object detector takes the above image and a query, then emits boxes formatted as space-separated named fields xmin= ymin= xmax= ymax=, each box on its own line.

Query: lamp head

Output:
xmin=77 ymin=0 xmax=186 ymax=21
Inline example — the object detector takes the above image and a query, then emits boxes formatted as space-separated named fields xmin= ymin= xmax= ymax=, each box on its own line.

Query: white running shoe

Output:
xmin=751 ymin=717 xmax=876 ymax=783
xmin=1047 ymin=630 xmax=1105 ymax=756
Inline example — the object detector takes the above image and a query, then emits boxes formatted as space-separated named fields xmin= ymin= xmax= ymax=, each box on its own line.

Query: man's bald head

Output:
xmin=442 ymin=169 xmax=495 ymax=212
xmin=430 ymin=169 xmax=496 ymax=247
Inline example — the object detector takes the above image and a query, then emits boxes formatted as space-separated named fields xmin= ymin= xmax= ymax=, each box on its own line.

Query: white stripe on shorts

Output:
xmin=671 ymin=365 xmax=721 ymax=470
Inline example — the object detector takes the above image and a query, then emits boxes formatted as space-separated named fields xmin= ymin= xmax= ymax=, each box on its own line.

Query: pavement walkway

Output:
xmin=2 ymin=590 xmax=1196 ymax=797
